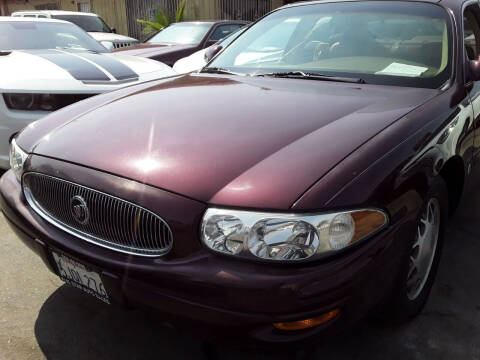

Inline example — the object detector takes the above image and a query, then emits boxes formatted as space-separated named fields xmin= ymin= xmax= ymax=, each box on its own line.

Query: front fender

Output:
xmin=292 ymin=86 xmax=473 ymax=223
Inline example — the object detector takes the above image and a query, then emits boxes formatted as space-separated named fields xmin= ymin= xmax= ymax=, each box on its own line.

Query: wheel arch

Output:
xmin=438 ymin=155 xmax=465 ymax=216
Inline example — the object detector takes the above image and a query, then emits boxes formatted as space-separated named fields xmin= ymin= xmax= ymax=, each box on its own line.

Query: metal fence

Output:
xmin=125 ymin=0 xmax=273 ymax=41
xmin=125 ymin=0 xmax=179 ymax=41
xmin=220 ymin=0 xmax=272 ymax=21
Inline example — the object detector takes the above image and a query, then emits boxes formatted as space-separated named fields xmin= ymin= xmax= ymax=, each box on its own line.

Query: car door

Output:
xmin=203 ymin=24 xmax=245 ymax=48
xmin=464 ymin=2 xmax=480 ymax=167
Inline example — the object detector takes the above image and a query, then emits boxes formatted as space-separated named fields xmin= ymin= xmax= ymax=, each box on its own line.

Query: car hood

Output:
xmin=114 ymin=43 xmax=197 ymax=57
xmin=20 ymin=74 xmax=439 ymax=209
xmin=0 ymin=50 xmax=174 ymax=91
xmin=88 ymin=32 xmax=138 ymax=43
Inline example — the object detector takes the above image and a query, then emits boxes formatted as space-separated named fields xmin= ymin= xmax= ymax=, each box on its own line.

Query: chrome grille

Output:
xmin=23 ymin=172 xmax=173 ymax=257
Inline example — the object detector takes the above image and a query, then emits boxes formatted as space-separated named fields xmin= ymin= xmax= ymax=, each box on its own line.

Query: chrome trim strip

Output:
xmin=23 ymin=172 xmax=173 ymax=258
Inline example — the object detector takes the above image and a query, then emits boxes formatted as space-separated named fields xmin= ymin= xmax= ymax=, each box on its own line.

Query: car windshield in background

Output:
xmin=0 ymin=22 xmax=108 ymax=52
xmin=218 ymin=26 xmax=247 ymax=47
xmin=52 ymin=14 xmax=112 ymax=33
xmin=148 ymin=23 xmax=212 ymax=45
xmin=207 ymin=1 xmax=452 ymax=88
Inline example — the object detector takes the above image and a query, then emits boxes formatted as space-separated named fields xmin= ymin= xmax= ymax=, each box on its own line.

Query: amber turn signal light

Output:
xmin=273 ymin=308 xmax=340 ymax=331
xmin=350 ymin=210 xmax=388 ymax=244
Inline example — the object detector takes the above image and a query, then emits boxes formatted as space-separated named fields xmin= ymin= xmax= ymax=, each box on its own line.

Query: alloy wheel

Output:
xmin=406 ymin=198 xmax=441 ymax=301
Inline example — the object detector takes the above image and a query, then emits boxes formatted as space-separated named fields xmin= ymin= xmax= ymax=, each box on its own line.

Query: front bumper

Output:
xmin=0 ymin=164 xmax=409 ymax=346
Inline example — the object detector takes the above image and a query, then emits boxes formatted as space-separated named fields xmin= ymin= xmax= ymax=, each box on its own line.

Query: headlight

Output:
xmin=9 ymin=138 xmax=28 ymax=181
xmin=3 ymin=93 xmax=93 ymax=111
xmin=201 ymin=208 xmax=388 ymax=262
xmin=5 ymin=93 xmax=36 ymax=110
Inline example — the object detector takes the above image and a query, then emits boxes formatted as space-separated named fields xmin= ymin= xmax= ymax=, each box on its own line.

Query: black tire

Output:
xmin=378 ymin=177 xmax=448 ymax=325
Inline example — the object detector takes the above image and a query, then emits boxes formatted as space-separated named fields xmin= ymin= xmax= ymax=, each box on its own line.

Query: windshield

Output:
xmin=207 ymin=2 xmax=452 ymax=88
xmin=0 ymin=21 xmax=108 ymax=52
xmin=52 ymin=14 xmax=112 ymax=33
xmin=148 ymin=23 xmax=212 ymax=45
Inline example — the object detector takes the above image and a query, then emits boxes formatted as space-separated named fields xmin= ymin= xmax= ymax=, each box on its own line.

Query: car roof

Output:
xmin=0 ymin=16 xmax=70 ymax=23
xmin=12 ymin=10 xmax=98 ymax=17
xmin=280 ymin=0 xmax=463 ymax=9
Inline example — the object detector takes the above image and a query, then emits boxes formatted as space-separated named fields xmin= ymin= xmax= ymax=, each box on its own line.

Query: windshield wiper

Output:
xmin=201 ymin=67 xmax=246 ymax=76
xmin=255 ymin=71 xmax=366 ymax=84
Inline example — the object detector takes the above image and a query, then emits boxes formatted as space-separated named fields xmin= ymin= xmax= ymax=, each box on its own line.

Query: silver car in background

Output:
xmin=11 ymin=10 xmax=138 ymax=49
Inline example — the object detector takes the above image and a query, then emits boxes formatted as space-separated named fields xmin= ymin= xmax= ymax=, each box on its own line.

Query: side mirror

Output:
xmin=101 ymin=41 xmax=115 ymax=51
xmin=204 ymin=45 xmax=223 ymax=63
xmin=205 ymin=39 xmax=218 ymax=48
xmin=111 ymin=28 xmax=117 ymax=34
xmin=469 ymin=58 xmax=480 ymax=82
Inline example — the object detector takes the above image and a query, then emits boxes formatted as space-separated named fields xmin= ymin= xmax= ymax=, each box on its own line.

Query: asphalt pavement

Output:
xmin=1 ymin=182 xmax=480 ymax=359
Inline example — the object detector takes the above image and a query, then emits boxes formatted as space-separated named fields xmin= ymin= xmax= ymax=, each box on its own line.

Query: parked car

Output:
xmin=173 ymin=26 xmax=247 ymax=74
xmin=0 ymin=17 xmax=175 ymax=169
xmin=11 ymin=10 xmax=138 ymax=49
xmin=115 ymin=20 xmax=249 ymax=66
xmin=2 ymin=0 xmax=477 ymax=347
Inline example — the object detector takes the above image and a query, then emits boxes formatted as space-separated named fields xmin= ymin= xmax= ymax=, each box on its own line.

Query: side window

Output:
xmin=209 ymin=25 xmax=242 ymax=42
xmin=464 ymin=5 xmax=480 ymax=60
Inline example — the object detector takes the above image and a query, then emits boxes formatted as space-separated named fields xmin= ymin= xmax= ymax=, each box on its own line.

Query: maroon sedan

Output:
xmin=114 ymin=21 xmax=249 ymax=67
xmin=1 ymin=0 xmax=479 ymax=347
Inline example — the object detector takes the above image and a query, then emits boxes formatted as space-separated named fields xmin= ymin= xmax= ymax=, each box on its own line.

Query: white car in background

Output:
xmin=173 ymin=26 xmax=247 ymax=74
xmin=11 ymin=10 xmax=138 ymax=49
xmin=0 ymin=17 xmax=175 ymax=169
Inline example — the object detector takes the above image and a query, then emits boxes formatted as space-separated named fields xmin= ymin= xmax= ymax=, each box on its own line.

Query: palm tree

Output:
xmin=137 ymin=0 xmax=187 ymax=35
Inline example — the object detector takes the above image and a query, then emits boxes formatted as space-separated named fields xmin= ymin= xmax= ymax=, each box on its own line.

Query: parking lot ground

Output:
xmin=2 ymin=183 xmax=480 ymax=360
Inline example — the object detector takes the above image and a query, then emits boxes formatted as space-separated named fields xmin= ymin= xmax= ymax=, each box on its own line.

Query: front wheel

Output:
xmin=379 ymin=177 xmax=448 ymax=324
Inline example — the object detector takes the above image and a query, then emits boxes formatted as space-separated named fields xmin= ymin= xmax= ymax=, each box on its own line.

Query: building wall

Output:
xmin=0 ymin=0 xmax=8 ymax=15
xmin=5 ymin=0 xmax=75 ymax=13
xmin=272 ymin=0 xmax=283 ymax=8
xmin=183 ymin=0 xmax=220 ymax=21
xmin=91 ymin=0 xmax=128 ymax=35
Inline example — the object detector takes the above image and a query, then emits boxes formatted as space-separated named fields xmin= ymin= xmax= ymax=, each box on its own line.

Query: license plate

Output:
xmin=52 ymin=252 xmax=110 ymax=304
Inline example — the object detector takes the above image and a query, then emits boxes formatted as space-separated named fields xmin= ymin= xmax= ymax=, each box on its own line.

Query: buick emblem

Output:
xmin=70 ymin=195 xmax=90 ymax=225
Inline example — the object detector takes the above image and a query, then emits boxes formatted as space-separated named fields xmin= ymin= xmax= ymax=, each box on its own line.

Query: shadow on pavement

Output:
xmin=34 ymin=189 xmax=480 ymax=360
xmin=34 ymin=285 xmax=208 ymax=360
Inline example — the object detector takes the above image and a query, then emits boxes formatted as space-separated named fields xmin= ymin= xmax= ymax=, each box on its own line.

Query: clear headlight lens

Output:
xmin=328 ymin=213 xmax=355 ymax=250
xmin=201 ymin=208 xmax=388 ymax=262
xmin=248 ymin=219 xmax=319 ymax=260
xmin=203 ymin=214 xmax=245 ymax=255
xmin=9 ymin=138 xmax=28 ymax=181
